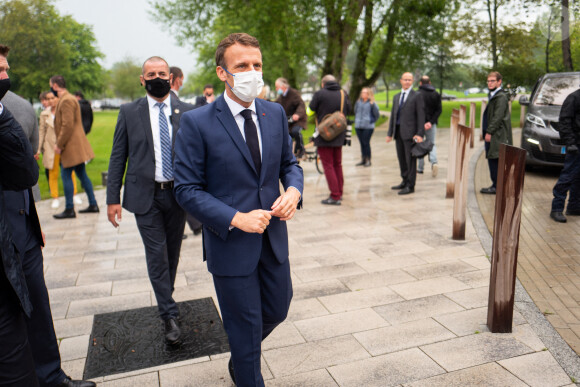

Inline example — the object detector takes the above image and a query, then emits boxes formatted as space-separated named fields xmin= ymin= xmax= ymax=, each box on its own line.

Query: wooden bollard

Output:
xmin=520 ymin=104 xmax=526 ymax=128
xmin=469 ymin=102 xmax=476 ymax=148
xmin=452 ymin=124 xmax=472 ymax=240
xmin=446 ymin=110 xmax=460 ymax=198
xmin=480 ymin=100 xmax=487 ymax=141
xmin=487 ymin=144 xmax=527 ymax=333
xmin=459 ymin=105 xmax=467 ymax=125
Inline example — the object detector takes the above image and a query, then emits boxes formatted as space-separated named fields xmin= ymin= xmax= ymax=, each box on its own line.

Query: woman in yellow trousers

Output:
xmin=38 ymin=91 xmax=79 ymax=208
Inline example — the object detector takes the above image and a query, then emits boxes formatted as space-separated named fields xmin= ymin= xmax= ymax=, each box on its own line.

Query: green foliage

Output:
xmin=110 ymin=59 xmax=143 ymax=100
xmin=0 ymin=0 xmax=104 ymax=100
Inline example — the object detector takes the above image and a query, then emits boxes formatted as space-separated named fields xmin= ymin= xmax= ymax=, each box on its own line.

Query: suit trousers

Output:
xmin=395 ymin=135 xmax=417 ymax=188
xmin=484 ymin=141 xmax=498 ymax=188
xmin=212 ymin=232 xmax=293 ymax=387
xmin=22 ymin=244 xmax=67 ymax=387
xmin=551 ymin=151 xmax=580 ymax=212
xmin=135 ymin=186 xmax=186 ymax=320
xmin=318 ymin=146 xmax=344 ymax=200
xmin=185 ymin=213 xmax=202 ymax=233
xmin=0 ymin=265 xmax=38 ymax=387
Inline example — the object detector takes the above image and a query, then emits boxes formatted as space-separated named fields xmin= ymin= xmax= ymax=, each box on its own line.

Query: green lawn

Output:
xmin=37 ymin=110 xmax=118 ymax=200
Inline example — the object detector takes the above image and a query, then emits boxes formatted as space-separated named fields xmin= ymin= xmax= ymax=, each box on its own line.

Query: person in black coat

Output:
xmin=417 ymin=76 xmax=441 ymax=177
xmin=309 ymin=74 xmax=350 ymax=205
xmin=194 ymin=84 xmax=215 ymax=108
xmin=550 ymin=88 xmax=580 ymax=223
xmin=74 ymin=91 xmax=93 ymax=135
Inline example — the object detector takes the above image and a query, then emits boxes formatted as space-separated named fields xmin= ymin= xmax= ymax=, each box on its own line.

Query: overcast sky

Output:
xmin=55 ymin=0 xmax=197 ymax=74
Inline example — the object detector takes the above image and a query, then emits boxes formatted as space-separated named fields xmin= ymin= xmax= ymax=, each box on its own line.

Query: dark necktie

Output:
xmin=155 ymin=102 xmax=173 ymax=180
xmin=396 ymin=92 xmax=406 ymax=125
xmin=240 ymin=109 xmax=261 ymax=175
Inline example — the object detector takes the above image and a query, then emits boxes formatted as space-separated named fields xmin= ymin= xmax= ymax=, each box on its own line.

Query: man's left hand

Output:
xmin=413 ymin=135 xmax=423 ymax=143
xmin=54 ymin=145 xmax=61 ymax=154
xmin=485 ymin=133 xmax=491 ymax=142
xmin=292 ymin=113 xmax=300 ymax=122
xmin=270 ymin=187 xmax=301 ymax=221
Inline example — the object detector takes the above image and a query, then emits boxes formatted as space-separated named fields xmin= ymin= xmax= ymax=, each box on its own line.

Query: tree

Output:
xmin=110 ymin=59 xmax=143 ymax=100
xmin=0 ymin=0 xmax=103 ymax=100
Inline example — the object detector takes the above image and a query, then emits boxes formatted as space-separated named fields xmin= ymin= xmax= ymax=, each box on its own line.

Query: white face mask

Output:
xmin=224 ymin=68 xmax=264 ymax=103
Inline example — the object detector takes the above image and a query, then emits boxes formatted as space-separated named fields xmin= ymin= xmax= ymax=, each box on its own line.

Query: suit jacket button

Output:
xmin=19 ymin=209 xmax=25 ymax=215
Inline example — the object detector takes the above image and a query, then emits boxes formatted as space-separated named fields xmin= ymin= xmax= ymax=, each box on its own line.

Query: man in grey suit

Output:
xmin=106 ymin=56 xmax=195 ymax=345
xmin=386 ymin=72 xmax=425 ymax=195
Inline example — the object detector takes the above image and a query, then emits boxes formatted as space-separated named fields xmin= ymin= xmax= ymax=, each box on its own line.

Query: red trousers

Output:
xmin=318 ymin=146 xmax=343 ymax=200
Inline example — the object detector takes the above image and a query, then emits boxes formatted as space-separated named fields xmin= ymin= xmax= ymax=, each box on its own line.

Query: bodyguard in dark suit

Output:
xmin=174 ymin=33 xmax=303 ymax=386
xmin=107 ymin=56 xmax=195 ymax=345
xmin=387 ymin=72 xmax=425 ymax=195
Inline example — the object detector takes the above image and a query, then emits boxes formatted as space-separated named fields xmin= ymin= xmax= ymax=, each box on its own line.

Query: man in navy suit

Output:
xmin=107 ymin=56 xmax=195 ymax=345
xmin=174 ymin=33 xmax=303 ymax=386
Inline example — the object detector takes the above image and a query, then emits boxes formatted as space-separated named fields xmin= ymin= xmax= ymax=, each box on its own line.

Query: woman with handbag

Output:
xmin=354 ymin=87 xmax=379 ymax=167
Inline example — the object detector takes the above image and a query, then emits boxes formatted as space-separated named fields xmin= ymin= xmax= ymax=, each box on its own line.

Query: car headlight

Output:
xmin=526 ymin=113 xmax=547 ymax=129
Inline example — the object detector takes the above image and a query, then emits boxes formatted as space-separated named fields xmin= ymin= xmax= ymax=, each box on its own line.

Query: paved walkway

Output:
xmin=36 ymin=124 xmax=579 ymax=386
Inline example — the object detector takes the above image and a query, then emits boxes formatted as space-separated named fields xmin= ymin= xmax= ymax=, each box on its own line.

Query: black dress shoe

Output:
xmin=480 ymin=186 xmax=496 ymax=194
xmin=391 ymin=182 xmax=406 ymax=190
xmin=550 ymin=211 xmax=567 ymax=223
xmin=164 ymin=318 xmax=181 ymax=345
xmin=78 ymin=205 xmax=99 ymax=213
xmin=228 ymin=357 xmax=236 ymax=385
xmin=193 ymin=226 xmax=203 ymax=235
xmin=57 ymin=376 xmax=96 ymax=387
xmin=321 ymin=197 xmax=341 ymax=205
xmin=566 ymin=209 xmax=580 ymax=216
xmin=356 ymin=159 xmax=365 ymax=166
xmin=398 ymin=186 xmax=414 ymax=195
xmin=417 ymin=170 xmax=424 ymax=174
xmin=53 ymin=208 xmax=76 ymax=219
xmin=363 ymin=159 xmax=371 ymax=167
xmin=182 ymin=234 xmax=188 ymax=240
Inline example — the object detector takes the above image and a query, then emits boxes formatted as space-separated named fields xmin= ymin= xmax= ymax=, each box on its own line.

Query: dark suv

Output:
xmin=520 ymin=72 xmax=580 ymax=167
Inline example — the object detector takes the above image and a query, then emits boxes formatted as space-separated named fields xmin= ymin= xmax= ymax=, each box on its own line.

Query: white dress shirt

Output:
xmin=223 ymin=91 xmax=263 ymax=159
xmin=146 ymin=94 xmax=173 ymax=182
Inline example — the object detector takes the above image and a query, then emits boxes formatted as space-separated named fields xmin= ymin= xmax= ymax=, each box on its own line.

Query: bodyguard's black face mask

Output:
xmin=50 ymin=86 xmax=58 ymax=97
xmin=144 ymin=77 xmax=171 ymax=98
xmin=0 ymin=78 xmax=11 ymax=100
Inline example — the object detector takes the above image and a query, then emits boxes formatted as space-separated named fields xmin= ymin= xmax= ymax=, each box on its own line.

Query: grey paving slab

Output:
xmin=339 ymin=269 xmax=417 ymax=291
xmin=67 ymin=292 xmax=151 ymax=318
xmin=453 ymin=268 xmax=491 ymax=288
xmin=48 ymin=282 xmax=112 ymax=303
xmin=318 ymin=287 xmax=403 ymax=313
xmin=420 ymin=333 xmax=534 ymax=372
xmin=434 ymin=307 xmax=526 ymax=336
xmin=102 ymin=357 xmax=210 ymax=382
xmin=373 ymin=294 xmax=465 ymax=324
xmin=390 ymin=276 xmax=471 ymax=300
xmin=60 ymin=358 xmax=88 ymax=382
xmin=417 ymin=246 xmax=483 ymax=263
xmin=328 ymin=348 xmax=445 ymax=387
xmin=53 ymin=315 xmax=94 ymax=339
xmin=265 ymin=369 xmax=338 ymax=387
xmin=498 ymin=351 xmax=572 ymax=387
xmin=294 ymin=308 xmax=388 ymax=341
xmin=262 ymin=322 xmax=306 ymax=351
xmin=511 ymin=324 xmax=550 ymax=352
xmin=403 ymin=362 xmax=527 ymax=387
xmin=370 ymin=240 xmax=434 ymax=258
xmin=263 ymin=335 xmax=370 ymax=378
xmin=445 ymin=286 xmax=489 ymax=309
xmin=59 ymin=334 xmax=90 ymax=362
xmin=287 ymin=298 xmax=330 ymax=322
xmin=100 ymin=372 xmax=160 ymax=387
xmin=44 ymin=271 xmax=79 ymax=289
xmin=50 ymin=302 xmax=70 ymax=320
xmin=354 ymin=318 xmax=456 ymax=355
xmin=292 ymin=279 xmax=349 ymax=301
xmin=293 ymin=262 xmax=366 ymax=283
xmin=76 ymin=267 xmax=149 ymax=285
xmin=403 ymin=261 xmax=478 ymax=280
xmin=356 ymin=254 xmax=427 ymax=273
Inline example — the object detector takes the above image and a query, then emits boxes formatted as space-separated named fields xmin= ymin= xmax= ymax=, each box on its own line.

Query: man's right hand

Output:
xmin=424 ymin=122 xmax=432 ymax=130
xmin=230 ymin=210 xmax=271 ymax=234
xmin=386 ymin=136 xmax=393 ymax=143
xmin=107 ymin=204 xmax=122 ymax=228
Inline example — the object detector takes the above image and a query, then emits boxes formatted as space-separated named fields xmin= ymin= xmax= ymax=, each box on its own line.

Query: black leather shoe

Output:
xmin=321 ymin=197 xmax=341 ymax=205
xmin=78 ymin=205 xmax=99 ymax=213
xmin=480 ymin=186 xmax=496 ymax=194
xmin=193 ymin=226 xmax=203 ymax=235
xmin=164 ymin=318 xmax=181 ymax=345
xmin=356 ymin=159 xmax=365 ymax=166
xmin=364 ymin=159 xmax=371 ymax=167
xmin=550 ymin=211 xmax=567 ymax=223
xmin=566 ymin=209 xmax=580 ymax=216
xmin=391 ymin=182 xmax=406 ymax=190
xmin=57 ymin=376 xmax=96 ymax=387
xmin=228 ymin=357 xmax=236 ymax=385
xmin=182 ymin=234 xmax=188 ymax=240
xmin=417 ymin=170 xmax=424 ymax=174
xmin=398 ymin=186 xmax=414 ymax=195
xmin=53 ymin=208 xmax=76 ymax=219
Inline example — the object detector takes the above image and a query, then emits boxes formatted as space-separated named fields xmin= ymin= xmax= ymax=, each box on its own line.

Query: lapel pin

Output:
xmin=174 ymin=108 xmax=180 ymax=114
xmin=262 ymin=113 xmax=266 ymax=116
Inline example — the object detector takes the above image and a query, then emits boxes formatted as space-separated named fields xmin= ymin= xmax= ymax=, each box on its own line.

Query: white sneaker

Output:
xmin=74 ymin=195 xmax=83 ymax=205
xmin=51 ymin=199 xmax=60 ymax=209
xmin=432 ymin=163 xmax=439 ymax=177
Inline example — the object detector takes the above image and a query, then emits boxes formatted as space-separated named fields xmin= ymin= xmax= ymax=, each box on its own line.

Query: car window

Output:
xmin=533 ymin=75 xmax=580 ymax=106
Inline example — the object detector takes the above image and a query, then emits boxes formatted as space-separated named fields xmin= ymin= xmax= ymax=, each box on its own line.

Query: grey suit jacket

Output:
xmin=387 ymin=89 xmax=425 ymax=141
xmin=106 ymin=95 xmax=194 ymax=215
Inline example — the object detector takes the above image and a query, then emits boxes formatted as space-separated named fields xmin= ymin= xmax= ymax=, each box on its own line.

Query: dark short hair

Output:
xmin=488 ymin=71 xmax=502 ymax=81
xmin=0 ymin=44 xmax=10 ymax=57
xmin=420 ymin=76 xmax=430 ymax=85
xmin=142 ymin=56 xmax=169 ymax=75
xmin=203 ymin=84 xmax=214 ymax=90
xmin=50 ymin=75 xmax=66 ymax=88
xmin=170 ymin=66 xmax=183 ymax=79
xmin=74 ymin=90 xmax=84 ymax=99
xmin=215 ymin=33 xmax=260 ymax=68
xmin=39 ymin=91 xmax=48 ymax=101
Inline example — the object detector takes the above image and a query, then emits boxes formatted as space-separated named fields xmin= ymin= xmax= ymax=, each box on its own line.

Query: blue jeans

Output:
xmin=61 ymin=162 xmax=97 ymax=209
xmin=356 ymin=128 xmax=374 ymax=159
xmin=418 ymin=124 xmax=438 ymax=171
xmin=551 ymin=151 xmax=580 ymax=212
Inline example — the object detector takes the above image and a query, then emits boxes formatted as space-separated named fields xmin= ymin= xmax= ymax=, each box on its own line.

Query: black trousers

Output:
xmin=289 ymin=125 xmax=304 ymax=154
xmin=485 ymin=141 xmax=498 ymax=188
xmin=0 ymin=265 xmax=38 ymax=387
xmin=395 ymin=135 xmax=417 ymax=188
xmin=135 ymin=186 xmax=186 ymax=320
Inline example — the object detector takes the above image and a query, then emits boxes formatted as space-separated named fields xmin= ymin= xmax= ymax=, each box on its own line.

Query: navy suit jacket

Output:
xmin=107 ymin=95 xmax=194 ymax=214
xmin=174 ymin=95 xmax=304 ymax=277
